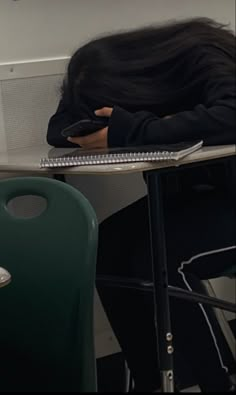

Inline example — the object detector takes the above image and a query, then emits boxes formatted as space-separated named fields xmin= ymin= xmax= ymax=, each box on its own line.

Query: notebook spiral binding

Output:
xmin=40 ymin=151 xmax=175 ymax=168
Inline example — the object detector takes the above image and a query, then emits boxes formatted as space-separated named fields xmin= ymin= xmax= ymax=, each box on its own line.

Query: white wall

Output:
xmin=0 ymin=0 xmax=235 ymax=64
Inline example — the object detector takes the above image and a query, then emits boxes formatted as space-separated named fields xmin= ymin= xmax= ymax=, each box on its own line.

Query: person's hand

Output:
xmin=95 ymin=107 xmax=113 ymax=118
xmin=68 ymin=127 xmax=108 ymax=149
xmin=67 ymin=107 xmax=114 ymax=149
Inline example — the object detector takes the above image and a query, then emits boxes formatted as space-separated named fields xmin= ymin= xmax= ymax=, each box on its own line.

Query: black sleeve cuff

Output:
xmin=107 ymin=106 xmax=135 ymax=147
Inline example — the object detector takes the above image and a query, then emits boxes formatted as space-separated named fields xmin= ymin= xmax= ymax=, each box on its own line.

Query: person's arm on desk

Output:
xmin=99 ymin=79 xmax=236 ymax=148
xmin=69 ymin=77 xmax=236 ymax=149
xmin=47 ymin=99 xmax=79 ymax=148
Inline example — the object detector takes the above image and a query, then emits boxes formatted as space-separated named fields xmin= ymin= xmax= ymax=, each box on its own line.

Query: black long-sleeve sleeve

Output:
xmin=108 ymin=77 xmax=236 ymax=148
xmin=47 ymin=100 xmax=79 ymax=148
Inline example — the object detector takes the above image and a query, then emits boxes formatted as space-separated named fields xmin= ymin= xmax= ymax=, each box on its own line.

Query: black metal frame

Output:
xmin=96 ymin=276 xmax=236 ymax=313
xmin=146 ymin=170 xmax=174 ymax=391
xmin=53 ymin=174 xmax=66 ymax=183
xmin=145 ymin=155 xmax=235 ymax=392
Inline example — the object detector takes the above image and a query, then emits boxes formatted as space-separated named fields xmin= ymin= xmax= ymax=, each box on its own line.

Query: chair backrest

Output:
xmin=0 ymin=177 xmax=98 ymax=392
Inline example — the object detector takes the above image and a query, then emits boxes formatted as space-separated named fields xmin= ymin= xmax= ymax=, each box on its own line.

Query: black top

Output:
xmin=47 ymin=41 xmax=236 ymax=148
xmin=47 ymin=43 xmax=235 ymax=192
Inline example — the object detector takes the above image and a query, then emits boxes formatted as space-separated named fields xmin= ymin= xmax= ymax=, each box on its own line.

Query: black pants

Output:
xmin=97 ymin=187 xmax=235 ymax=392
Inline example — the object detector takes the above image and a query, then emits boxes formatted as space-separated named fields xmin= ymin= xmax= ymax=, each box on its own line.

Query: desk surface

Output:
xmin=0 ymin=144 xmax=235 ymax=175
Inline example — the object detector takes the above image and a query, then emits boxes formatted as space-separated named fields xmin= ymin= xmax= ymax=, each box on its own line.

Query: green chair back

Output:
xmin=0 ymin=177 xmax=98 ymax=392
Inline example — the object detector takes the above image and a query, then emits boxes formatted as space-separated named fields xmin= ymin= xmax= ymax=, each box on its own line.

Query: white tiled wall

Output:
xmin=0 ymin=83 xmax=7 ymax=152
xmin=0 ymin=0 xmax=235 ymax=63
xmin=1 ymin=75 xmax=62 ymax=150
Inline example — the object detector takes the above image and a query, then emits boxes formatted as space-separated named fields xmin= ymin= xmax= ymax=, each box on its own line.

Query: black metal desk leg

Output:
xmin=146 ymin=171 xmax=174 ymax=393
xmin=53 ymin=174 xmax=66 ymax=183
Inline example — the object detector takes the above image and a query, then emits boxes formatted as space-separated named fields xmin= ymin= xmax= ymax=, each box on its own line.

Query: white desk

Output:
xmin=0 ymin=143 xmax=235 ymax=392
xmin=0 ymin=144 xmax=235 ymax=175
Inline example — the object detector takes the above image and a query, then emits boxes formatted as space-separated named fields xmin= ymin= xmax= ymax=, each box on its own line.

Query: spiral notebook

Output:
xmin=40 ymin=141 xmax=203 ymax=168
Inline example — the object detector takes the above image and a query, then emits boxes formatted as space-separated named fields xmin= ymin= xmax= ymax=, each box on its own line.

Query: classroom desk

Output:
xmin=0 ymin=144 xmax=235 ymax=174
xmin=0 ymin=143 xmax=235 ymax=392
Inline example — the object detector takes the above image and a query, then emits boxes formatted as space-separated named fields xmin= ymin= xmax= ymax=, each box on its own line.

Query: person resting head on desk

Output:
xmin=47 ymin=18 xmax=236 ymax=392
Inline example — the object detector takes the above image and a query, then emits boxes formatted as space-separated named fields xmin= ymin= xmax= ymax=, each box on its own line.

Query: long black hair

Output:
xmin=63 ymin=17 xmax=235 ymax=118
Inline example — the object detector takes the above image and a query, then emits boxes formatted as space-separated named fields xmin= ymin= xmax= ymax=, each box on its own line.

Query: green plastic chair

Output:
xmin=0 ymin=177 xmax=98 ymax=392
